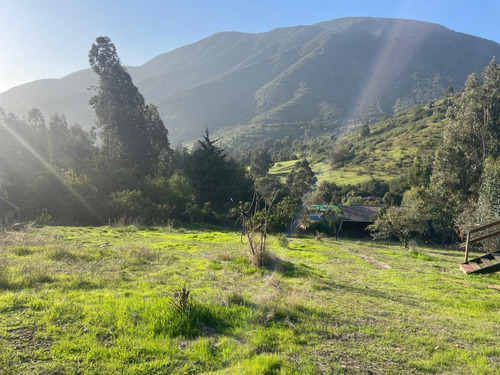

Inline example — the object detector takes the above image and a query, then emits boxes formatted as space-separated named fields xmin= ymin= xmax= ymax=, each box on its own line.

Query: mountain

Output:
xmin=2 ymin=17 xmax=500 ymax=144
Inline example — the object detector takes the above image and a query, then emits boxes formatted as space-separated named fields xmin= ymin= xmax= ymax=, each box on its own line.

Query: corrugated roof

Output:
xmin=339 ymin=205 xmax=381 ymax=223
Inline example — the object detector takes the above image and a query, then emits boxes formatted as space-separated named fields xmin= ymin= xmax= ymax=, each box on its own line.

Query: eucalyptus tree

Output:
xmin=429 ymin=58 xmax=500 ymax=230
xmin=89 ymin=36 xmax=170 ymax=177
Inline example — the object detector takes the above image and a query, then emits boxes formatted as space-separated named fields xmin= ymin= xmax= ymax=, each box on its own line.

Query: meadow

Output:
xmin=0 ymin=225 xmax=499 ymax=374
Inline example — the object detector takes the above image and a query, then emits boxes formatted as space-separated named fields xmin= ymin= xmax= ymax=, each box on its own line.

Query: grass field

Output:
xmin=0 ymin=225 xmax=499 ymax=374
xmin=269 ymin=159 xmax=394 ymax=186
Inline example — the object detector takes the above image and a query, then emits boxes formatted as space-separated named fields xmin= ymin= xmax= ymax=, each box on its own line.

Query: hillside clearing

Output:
xmin=0 ymin=225 xmax=499 ymax=374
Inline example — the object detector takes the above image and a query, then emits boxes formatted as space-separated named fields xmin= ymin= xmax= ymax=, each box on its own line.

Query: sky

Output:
xmin=1 ymin=0 xmax=500 ymax=93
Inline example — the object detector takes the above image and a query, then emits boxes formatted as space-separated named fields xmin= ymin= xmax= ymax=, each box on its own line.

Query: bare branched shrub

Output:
xmin=238 ymin=190 xmax=278 ymax=268
xmin=164 ymin=219 xmax=175 ymax=231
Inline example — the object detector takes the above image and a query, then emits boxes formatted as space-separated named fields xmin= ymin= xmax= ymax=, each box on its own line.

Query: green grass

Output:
xmin=269 ymin=101 xmax=448 ymax=186
xmin=0 ymin=225 xmax=499 ymax=374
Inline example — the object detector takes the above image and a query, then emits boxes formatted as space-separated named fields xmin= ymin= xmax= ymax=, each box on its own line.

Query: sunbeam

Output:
xmin=1 ymin=119 xmax=102 ymax=222
xmin=348 ymin=18 xmax=434 ymax=123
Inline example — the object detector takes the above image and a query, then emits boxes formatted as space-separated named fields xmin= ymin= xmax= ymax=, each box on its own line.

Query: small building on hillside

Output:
xmin=337 ymin=204 xmax=382 ymax=237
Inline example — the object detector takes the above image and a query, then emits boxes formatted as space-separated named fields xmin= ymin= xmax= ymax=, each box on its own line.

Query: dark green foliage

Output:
xmin=368 ymin=205 xmax=426 ymax=247
xmin=359 ymin=123 xmax=370 ymax=137
xmin=407 ymin=156 xmax=433 ymax=188
xmin=108 ymin=190 xmax=148 ymax=220
xmin=188 ymin=129 xmax=253 ymax=213
xmin=286 ymin=159 xmax=316 ymax=198
xmin=357 ymin=179 xmax=389 ymax=199
xmin=89 ymin=36 xmax=170 ymax=177
xmin=268 ymin=196 xmax=300 ymax=233
xmin=310 ymin=181 xmax=340 ymax=204
xmin=430 ymin=58 xmax=500 ymax=231
xmin=480 ymin=157 xmax=500 ymax=216
xmin=250 ymin=147 xmax=273 ymax=177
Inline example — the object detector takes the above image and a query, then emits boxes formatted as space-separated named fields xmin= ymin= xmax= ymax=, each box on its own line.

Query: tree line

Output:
xmin=0 ymin=37 xmax=312 ymax=229
xmin=2 ymin=36 xmax=500 ymax=245
xmin=367 ymin=58 xmax=500 ymax=246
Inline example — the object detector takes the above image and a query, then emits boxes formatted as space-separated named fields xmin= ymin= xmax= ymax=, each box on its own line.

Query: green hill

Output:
xmin=269 ymin=99 xmax=448 ymax=186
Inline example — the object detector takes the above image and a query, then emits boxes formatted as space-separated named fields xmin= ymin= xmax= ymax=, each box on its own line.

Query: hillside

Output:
xmin=1 ymin=17 xmax=500 ymax=144
xmin=268 ymin=99 xmax=449 ymax=186
xmin=1 ymin=225 xmax=498 ymax=373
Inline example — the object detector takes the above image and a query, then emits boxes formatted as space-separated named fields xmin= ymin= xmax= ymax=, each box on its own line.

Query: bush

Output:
xmin=277 ymin=233 xmax=289 ymax=248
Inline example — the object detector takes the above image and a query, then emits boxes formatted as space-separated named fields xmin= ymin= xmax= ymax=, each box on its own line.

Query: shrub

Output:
xmin=277 ymin=233 xmax=289 ymax=248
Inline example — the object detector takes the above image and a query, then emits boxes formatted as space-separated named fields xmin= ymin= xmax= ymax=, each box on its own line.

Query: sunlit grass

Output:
xmin=0 ymin=225 xmax=499 ymax=374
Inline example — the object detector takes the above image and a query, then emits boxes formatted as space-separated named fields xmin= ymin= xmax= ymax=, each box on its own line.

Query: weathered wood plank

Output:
xmin=460 ymin=263 xmax=476 ymax=274
xmin=469 ymin=229 xmax=500 ymax=244
xmin=481 ymin=258 xmax=494 ymax=267
xmin=469 ymin=262 xmax=482 ymax=271
xmin=469 ymin=219 xmax=500 ymax=234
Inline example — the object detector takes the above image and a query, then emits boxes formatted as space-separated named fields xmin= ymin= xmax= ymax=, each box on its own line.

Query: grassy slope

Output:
xmin=0 ymin=225 xmax=499 ymax=374
xmin=269 ymin=101 xmax=448 ymax=186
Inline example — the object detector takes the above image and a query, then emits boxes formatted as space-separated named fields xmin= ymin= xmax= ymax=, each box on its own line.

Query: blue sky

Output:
xmin=1 ymin=0 xmax=500 ymax=93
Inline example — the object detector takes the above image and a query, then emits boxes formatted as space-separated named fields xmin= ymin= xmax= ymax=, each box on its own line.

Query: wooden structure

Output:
xmin=336 ymin=205 xmax=382 ymax=238
xmin=460 ymin=219 xmax=500 ymax=274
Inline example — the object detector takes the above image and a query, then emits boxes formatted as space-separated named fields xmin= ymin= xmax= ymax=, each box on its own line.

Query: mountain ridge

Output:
xmin=2 ymin=17 xmax=500 ymax=144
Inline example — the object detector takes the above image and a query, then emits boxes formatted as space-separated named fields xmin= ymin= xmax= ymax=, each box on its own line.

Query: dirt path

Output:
xmin=346 ymin=248 xmax=392 ymax=270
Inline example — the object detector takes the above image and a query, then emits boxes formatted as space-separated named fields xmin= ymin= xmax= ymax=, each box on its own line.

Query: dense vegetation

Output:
xmin=0 ymin=38 xmax=253 ymax=227
xmin=3 ymin=37 xmax=500 ymax=248
xmin=2 ymin=33 xmax=500 ymax=375
xmin=0 ymin=226 xmax=498 ymax=374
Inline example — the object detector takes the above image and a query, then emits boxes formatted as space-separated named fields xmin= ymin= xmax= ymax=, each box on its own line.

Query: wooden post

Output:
xmin=464 ymin=231 xmax=470 ymax=263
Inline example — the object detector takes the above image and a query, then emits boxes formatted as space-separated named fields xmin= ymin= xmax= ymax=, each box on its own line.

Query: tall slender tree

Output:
xmin=429 ymin=58 xmax=500 ymax=231
xmin=89 ymin=36 xmax=170 ymax=177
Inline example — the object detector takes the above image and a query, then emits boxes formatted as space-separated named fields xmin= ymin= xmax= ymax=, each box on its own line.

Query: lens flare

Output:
xmin=1 ymin=118 xmax=102 ymax=222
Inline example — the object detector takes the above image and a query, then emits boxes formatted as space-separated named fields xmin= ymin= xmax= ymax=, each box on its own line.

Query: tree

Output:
xmin=89 ymin=36 xmax=170 ymax=177
xmin=250 ymin=147 xmax=273 ymax=177
xmin=359 ymin=123 xmax=370 ymax=137
xmin=407 ymin=156 xmax=432 ymax=189
xmin=430 ymin=58 xmax=500 ymax=227
xmin=368 ymin=205 xmax=426 ymax=247
xmin=453 ymin=157 xmax=500 ymax=251
xmin=189 ymin=129 xmax=252 ymax=213
xmin=286 ymin=159 xmax=316 ymax=198
xmin=238 ymin=190 xmax=278 ymax=267
xmin=480 ymin=157 xmax=500 ymax=216
xmin=310 ymin=181 xmax=340 ymax=204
